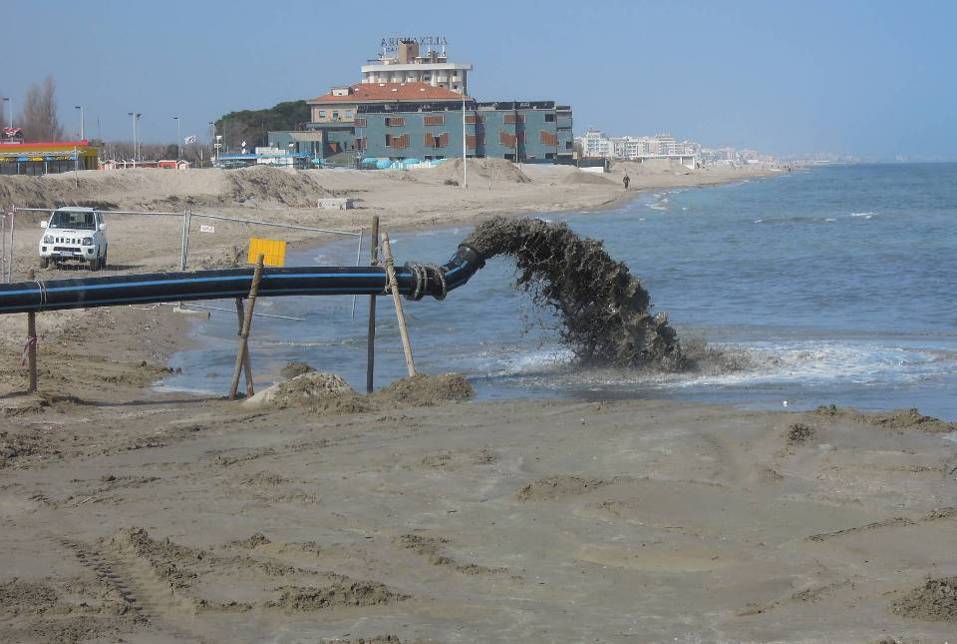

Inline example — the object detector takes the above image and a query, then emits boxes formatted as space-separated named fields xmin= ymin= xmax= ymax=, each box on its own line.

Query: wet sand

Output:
xmin=1 ymin=306 xmax=956 ymax=642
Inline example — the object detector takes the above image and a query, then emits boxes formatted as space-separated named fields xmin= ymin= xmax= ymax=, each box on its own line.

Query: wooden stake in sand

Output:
xmin=26 ymin=269 xmax=37 ymax=393
xmin=366 ymin=215 xmax=379 ymax=393
xmin=229 ymin=254 xmax=265 ymax=400
xmin=234 ymin=297 xmax=255 ymax=397
xmin=381 ymin=232 xmax=416 ymax=377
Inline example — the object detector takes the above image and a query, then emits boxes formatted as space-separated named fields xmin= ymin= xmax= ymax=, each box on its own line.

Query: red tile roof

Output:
xmin=309 ymin=83 xmax=466 ymax=104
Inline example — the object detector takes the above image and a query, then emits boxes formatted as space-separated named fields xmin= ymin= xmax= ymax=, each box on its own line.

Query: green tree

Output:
xmin=215 ymin=100 xmax=309 ymax=151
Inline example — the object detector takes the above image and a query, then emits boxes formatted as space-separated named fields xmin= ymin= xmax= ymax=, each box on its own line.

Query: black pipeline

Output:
xmin=0 ymin=245 xmax=485 ymax=315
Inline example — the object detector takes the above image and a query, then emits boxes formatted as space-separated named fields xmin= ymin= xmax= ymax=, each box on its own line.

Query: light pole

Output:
xmin=128 ymin=112 xmax=142 ymax=165
xmin=74 ymin=105 xmax=84 ymax=140
xmin=128 ymin=112 xmax=136 ymax=165
xmin=208 ymin=122 xmax=215 ymax=167
xmin=173 ymin=116 xmax=181 ymax=161
xmin=2 ymin=97 xmax=11 ymax=129
xmin=461 ymin=93 xmax=468 ymax=189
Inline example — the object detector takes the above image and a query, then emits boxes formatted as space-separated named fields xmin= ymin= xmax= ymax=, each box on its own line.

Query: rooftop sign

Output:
xmin=380 ymin=36 xmax=448 ymax=54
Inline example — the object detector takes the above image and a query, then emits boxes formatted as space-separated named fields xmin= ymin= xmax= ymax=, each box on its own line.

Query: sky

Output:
xmin=4 ymin=0 xmax=956 ymax=159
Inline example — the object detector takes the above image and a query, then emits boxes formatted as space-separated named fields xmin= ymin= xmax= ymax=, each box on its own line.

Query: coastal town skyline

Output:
xmin=3 ymin=0 xmax=956 ymax=161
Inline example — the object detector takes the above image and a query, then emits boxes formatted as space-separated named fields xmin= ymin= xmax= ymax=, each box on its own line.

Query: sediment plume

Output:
xmin=462 ymin=217 xmax=684 ymax=369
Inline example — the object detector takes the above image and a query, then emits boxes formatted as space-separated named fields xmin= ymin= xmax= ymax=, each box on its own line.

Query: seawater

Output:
xmin=158 ymin=163 xmax=957 ymax=420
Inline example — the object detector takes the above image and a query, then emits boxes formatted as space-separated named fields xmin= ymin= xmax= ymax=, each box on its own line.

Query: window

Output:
xmin=355 ymin=138 xmax=366 ymax=150
xmin=499 ymin=131 xmax=517 ymax=148
xmin=388 ymin=133 xmax=410 ymax=149
xmin=354 ymin=118 xmax=367 ymax=127
xmin=423 ymin=132 xmax=449 ymax=148
xmin=540 ymin=131 xmax=558 ymax=146
xmin=50 ymin=210 xmax=95 ymax=230
xmin=465 ymin=114 xmax=482 ymax=125
xmin=318 ymin=111 xmax=327 ymax=118
xmin=385 ymin=117 xmax=406 ymax=127
xmin=332 ymin=112 xmax=339 ymax=121
xmin=545 ymin=113 xmax=555 ymax=122
xmin=423 ymin=115 xmax=445 ymax=126
xmin=466 ymin=135 xmax=477 ymax=149
xmin=504 ymin=113 xmax=524 ymax=124
xmin=345 ymin=111 xmax=354 ymax=119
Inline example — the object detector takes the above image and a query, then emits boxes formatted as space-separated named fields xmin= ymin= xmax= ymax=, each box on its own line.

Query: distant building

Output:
xmin=0 ymin=138 xmax=98 ymax=176
xmin=580 ymin=129 xmax=613 ymax=158
xmin=577 ymin=130 xmax=700 ymax=168
xmin=269 ymin=40 xmax=574 ymax=166
xmin=362 ymin=37 xmax=471 ymax=95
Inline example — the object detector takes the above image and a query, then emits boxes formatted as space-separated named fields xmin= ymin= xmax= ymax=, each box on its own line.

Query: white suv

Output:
xmin=39 ymin=207 xmax=109 ymax=270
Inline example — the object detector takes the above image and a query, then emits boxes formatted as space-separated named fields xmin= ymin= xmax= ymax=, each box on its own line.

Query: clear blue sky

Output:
xmin=5 ymin=0 xmax=956 ymax=159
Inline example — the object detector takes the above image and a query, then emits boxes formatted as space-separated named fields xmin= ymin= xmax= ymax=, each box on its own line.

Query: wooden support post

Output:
xmin=234 ymin=297 xmax=255 ymax=397
xmin=26 ymin=269 xmax=37 ymax=393
xmin=366 ymin=216 xmax=379 ymax=393
xmin=229 ymin=255 xmax=265 ymax=400
xmin=381 ymin=233 xmax=416 ymax=378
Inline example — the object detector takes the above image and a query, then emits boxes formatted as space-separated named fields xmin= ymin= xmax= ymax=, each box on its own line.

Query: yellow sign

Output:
xmin=248 ymin=237 xmax=287 ymax=267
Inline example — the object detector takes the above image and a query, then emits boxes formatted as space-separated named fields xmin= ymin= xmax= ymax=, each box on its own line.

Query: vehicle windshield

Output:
xmin=49 ymin=210 xmax=96 ymax=230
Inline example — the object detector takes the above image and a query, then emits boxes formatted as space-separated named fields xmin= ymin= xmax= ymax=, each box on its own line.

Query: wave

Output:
xmin=476 ymin=339 xmax=957 ymax=393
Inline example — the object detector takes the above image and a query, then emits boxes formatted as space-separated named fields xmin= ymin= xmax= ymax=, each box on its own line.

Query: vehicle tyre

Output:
xmin=101 ymin=249 xmax=108 ymax=269
xmin=39 ymin=257 xmax=49 ymax=269
xmin=90 ymin=257 xmax=101 ymax=271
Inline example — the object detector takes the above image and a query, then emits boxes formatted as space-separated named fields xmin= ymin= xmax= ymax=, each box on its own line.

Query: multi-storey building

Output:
xmin=271 ymin=83 xmax=574 ymax=165
xmin=361 ymin=38 xmax=471 ymax=95
xmin=580 ymin=129 xmax=613 ymax=158
xmin=269 ymin=40 xmax=574 ymax=166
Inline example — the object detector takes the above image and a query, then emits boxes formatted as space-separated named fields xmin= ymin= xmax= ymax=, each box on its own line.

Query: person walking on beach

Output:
xmin=623 ymin=174 xmax=630 ymax=190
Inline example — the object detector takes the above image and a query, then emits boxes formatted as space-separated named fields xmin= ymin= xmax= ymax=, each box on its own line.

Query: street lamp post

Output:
xmin=73 ymin=105 xmax=86 ymax=141
xmin=128 ymin=112 xmax=136 ymax=165
xmin=208 ymin=122 xmax=215 ymax=167
xmin=461 ymin=93 xmax=468 ymax=189
xmin=74 ymin=105 xmax=84 ymax=140
xmin=173 ymin=116 xmax=181 ymax=161
xmin=128 ymin=112 xmax=142 ymax=165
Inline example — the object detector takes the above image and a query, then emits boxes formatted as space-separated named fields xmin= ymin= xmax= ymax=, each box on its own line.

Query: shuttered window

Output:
xmin=540 ymin=131 xmax=558 ymax=146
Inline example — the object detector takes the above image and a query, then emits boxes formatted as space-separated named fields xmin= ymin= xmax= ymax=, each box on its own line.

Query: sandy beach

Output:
xmin=1 ymin=160 xmax=779 ymax=278
xmin=2 ymin=162 xmax=956 ymax=642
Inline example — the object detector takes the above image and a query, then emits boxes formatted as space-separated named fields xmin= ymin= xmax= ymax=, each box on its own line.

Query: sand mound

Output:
xmin=372 ymin=373 xmax=474 ymax=407
xmin=463 ymin=217 xmax=683 ymax=369
xmin=226 ymin=166 xmax=332 ymax=207
xmin=517 ymin=475 xmax=609 ymax=501
xmin=0 ymin=174 xmax=119 ymax=210
xmin=424 ymin=158 xmax=531 ymax=184
xmin=893 ymin=576 xmax=957 ymax=622
xmin=245 ymin=372 xmax=472 ymax=415
xmin=280 ymin=361 xmax=315 ymax=379
xmin=815 ymin=405 xmax=956 ymax=433
xmin=243 ymin=372 xmax=365 ymax=412
xmin=268 ymin=582 xmax=407 ymax=611
xmin=0 ymin=166 xmax=332 ymax=211
xmin=561 ymin=170 xmax=616 ymax=186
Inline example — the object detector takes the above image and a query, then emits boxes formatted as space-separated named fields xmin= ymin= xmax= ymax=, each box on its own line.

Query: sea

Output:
xmin=158 ymin=163 xmax=957 ymax=420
